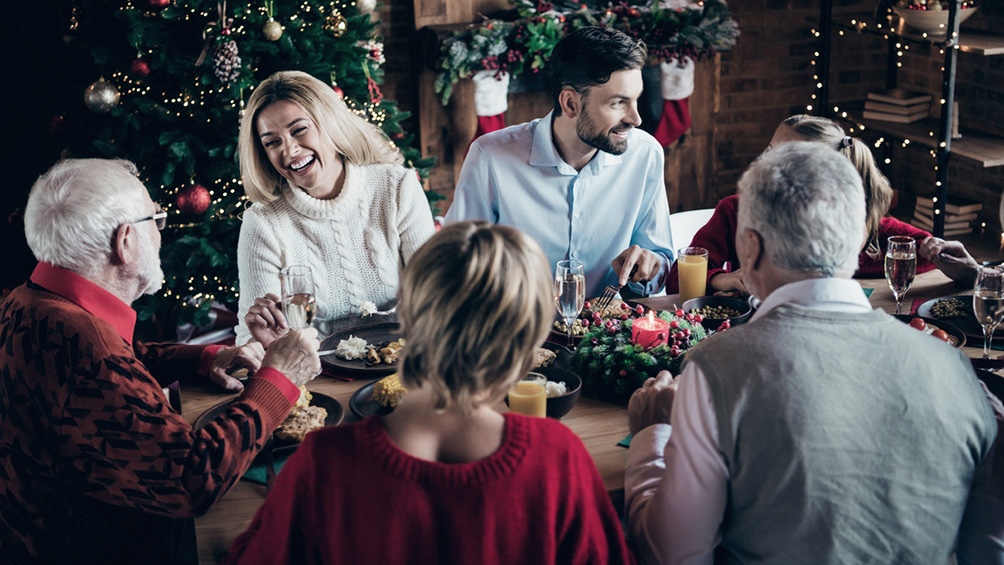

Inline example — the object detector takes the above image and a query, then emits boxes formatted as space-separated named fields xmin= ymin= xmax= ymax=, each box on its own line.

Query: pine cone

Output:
xmin=212 ymin=39 xmax=241 ymax=84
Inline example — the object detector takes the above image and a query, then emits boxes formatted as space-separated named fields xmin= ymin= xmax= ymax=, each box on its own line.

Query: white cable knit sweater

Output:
xmin=235 ymin=162 xmax=435 ymax=345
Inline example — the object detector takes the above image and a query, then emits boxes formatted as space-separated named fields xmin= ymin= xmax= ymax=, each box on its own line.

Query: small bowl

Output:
xmin=504 ymin=367 xmax=582 ymax=419
xmin=894 ymin=6 xmax=978 ymax=37
xmin=682 ymin=295 xmax=753 ymax=331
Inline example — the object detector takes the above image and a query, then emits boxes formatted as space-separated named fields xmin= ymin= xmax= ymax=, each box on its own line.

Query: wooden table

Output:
xmin=181 ymin=270 xmax=985 ymax=563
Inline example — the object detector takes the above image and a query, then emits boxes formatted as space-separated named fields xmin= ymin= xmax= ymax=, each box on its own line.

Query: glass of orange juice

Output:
xmin=508 ymin=379 xmax=547 ymax=417
xmin=677 ymin=247 xmax=709 ymax=303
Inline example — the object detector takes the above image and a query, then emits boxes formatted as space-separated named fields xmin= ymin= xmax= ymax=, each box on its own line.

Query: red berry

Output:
xmin=682 ymin=328 xmax=690 ymax=337
xmin=670 ymin=320 xmax=679 ymax=329
xmin=693 ymin=314 xmax=703 ymax=323
xmin=620 ymin=313 xmax=629 ymax=320
xmin=584 ymin=301 xmax=592 ymax=310
xmin=619 ymin=369 xmax=628 ymax=377
xmin=675 ymin=309 xmax=685 ymax=317
xmin=635 ymin=305 xmax=645 ymax=315
xmin=670 ymin=346 xmax=680 ymax=355
xmin=581 ymin=319 xmax=590 ymax=328
xmin=620 ymin=303 xmax=629 ymax=310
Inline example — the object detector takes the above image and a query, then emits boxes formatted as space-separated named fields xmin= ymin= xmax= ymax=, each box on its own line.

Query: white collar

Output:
xmin=752 ymin=278 xmax=873 ymax=321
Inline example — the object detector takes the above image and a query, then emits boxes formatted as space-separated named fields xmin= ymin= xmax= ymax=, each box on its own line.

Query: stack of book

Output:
xmin=912 ymin=195 xmax=982 ymax=237
xmin=863 ymin=89 xmax=932 ymax=124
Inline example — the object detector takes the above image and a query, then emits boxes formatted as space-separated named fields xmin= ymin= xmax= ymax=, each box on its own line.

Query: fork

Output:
xmin=595 ymin=265 xmax=638 ymax=310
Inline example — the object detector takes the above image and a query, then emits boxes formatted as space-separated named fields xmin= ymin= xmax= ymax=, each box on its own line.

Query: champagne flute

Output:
xmin=279 ymin=265 xmax=316 ymax=329
xmin=884 ymin=236 xmax=916 ymax=315
xmin=554 ymin=260 xmax=586 ymax=348
xmin=973 ymin=266 xmax=1004 ymax=357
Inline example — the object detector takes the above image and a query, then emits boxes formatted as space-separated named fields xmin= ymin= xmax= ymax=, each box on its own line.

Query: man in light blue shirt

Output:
xmin=444 ymin=26 xmax=674 ymax=299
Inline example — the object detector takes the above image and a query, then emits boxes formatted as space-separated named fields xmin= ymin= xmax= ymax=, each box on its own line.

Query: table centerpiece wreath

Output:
xmin=570 ymin=306 xmax=730 ymax=405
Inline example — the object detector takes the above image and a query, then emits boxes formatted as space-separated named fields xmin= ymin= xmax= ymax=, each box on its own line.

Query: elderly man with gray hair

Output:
xmin=0 ymin=158 xmax=321 ymax=564
xmin=624 ymin=141 xmax=997 ymax=564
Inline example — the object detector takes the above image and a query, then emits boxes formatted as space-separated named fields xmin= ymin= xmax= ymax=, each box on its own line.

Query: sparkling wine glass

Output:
xmin=554 ymin=260 xmax=586 ymax=348
xmin=884 ymin=236 xmax=916 ymax=315
xmin=973 ymin=266 xmax=1004 ymax=357
xmin=279 ymin=265 xmax=316 ymax=329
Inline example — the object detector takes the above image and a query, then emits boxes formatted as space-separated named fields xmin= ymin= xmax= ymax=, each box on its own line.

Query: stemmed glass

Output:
xmin=973 ymin=266 xmax=1004 ymax=357
xmin=554 ymin=260 xmax=586 ymax=348
xmin=279 ymin=265 xmax=316 ymax=329
xmin=884 ymin=236 xmax=916 ymax=315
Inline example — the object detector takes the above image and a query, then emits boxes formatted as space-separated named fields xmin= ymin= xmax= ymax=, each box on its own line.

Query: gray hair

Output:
xmin=737 ymin=141 xmax=865 ymax=277
xmin=24 ymin=159 xmax=149 ymax=278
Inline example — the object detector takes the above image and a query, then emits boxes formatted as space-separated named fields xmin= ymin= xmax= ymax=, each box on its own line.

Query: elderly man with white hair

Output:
xmin=625 ymin=141 xmax=997 ymax=564
xmin=0 ymin=159 xmax=321 ymax=564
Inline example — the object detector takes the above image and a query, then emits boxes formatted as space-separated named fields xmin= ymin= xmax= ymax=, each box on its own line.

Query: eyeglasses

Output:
xmin=131 ymin=205 xmax=167 ymax=230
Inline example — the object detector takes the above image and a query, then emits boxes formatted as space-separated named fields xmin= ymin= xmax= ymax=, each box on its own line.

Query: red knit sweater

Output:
xmin=225 ymin=413 xmax=635 ymax=565
xmin=667 ymin=195 xmax=936 ymax=293
xmin=0 ymin=263 xmax=299 ymax=564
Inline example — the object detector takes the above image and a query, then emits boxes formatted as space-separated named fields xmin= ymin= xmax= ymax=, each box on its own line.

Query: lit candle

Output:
xmin=631 ymin=311 xmax=670 ymax=349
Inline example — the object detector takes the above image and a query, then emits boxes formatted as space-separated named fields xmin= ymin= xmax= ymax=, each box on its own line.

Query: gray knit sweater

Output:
xmin=685 ymin=304 xmax=995 ymax=564
xmin=236 ymin=162 xmax=435 ymax=344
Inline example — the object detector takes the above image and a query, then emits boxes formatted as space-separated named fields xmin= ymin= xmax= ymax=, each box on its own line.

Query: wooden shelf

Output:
xmin=841 ymin=111 xmax=1004 ymax=168
xmin=830 ymin=12 xmax=1004 ymax=55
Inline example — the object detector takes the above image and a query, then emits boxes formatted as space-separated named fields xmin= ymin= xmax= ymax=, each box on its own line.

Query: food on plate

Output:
xmin=533 ymin=348 xmax=557 ymax=368
xmin=274 ymin=386 xmax=328 ymax=442
xmin=929 ymin=297 xmax=966 ymax=319
xmin=690 ymin=304 xmax=743 ymax=320
xmin=553 ymin=297 xmax=636 ymax=335
xmin=372 ymin=373 xmax=406 ymax=408
xmin=906 ymin=316 xmax=959 ymax=346
xmin=366 ymin=338 xmax=405 ymax=365
xmin=333 ymin=335 xmax=369 ymax=360
xmin=527 ymin=373 xmax=568 ymax=398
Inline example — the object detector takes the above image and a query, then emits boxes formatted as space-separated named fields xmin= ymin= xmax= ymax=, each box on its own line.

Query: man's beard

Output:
xmin=137 ymin=229 xmax=164 ymax=296
xmin=576 ymin=106 xmax=630 ymax=155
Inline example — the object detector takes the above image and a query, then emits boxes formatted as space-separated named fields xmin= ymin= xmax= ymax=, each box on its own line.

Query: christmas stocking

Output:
xmin=472 ymin=70 xmax=510 ymax=140
xmin=653 ymin=58 xmax=695 ymax=147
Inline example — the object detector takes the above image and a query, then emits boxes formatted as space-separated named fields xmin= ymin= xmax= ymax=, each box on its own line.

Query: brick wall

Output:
xmin=379 ymin=0 xmax=1004 ymax=228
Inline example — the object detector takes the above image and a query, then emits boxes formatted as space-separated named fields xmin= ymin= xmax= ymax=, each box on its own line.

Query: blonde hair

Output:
xmin=397 ymin=221 xmax=553 ymax=414
xmin=780 ymin=115 xmax=894 ymax=249
xmin=238 ymin=70 xmax=403 ymax=204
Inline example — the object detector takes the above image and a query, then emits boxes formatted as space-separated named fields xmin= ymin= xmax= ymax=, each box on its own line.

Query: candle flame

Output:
xmin=647 ymin=310 xmax=655 ymax=324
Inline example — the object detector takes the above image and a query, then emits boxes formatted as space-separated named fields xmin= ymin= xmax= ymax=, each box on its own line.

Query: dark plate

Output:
xmin=893 ymin=315 xmax=966 ymax=349
xmin=320 ymin=322 xmax=401 ymax=375
xmin=915 ymin=295 xmax=1001 ymax=341
xmin=349 ymin=379 xmax=394 ymax=420
xmin=348 ymin=347 xmax=576 ymax=420
xmin=194 ymin=392 xmax=344 ymax=452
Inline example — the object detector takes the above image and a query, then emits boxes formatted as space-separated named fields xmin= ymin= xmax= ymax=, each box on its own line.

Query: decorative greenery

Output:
xmin=60 ymin=0 xmax=441 ymax=337
xmin=434 ymin=0 xmax=741 ymax=105
xmin=569 ymin=309 xmax=715 ymax=405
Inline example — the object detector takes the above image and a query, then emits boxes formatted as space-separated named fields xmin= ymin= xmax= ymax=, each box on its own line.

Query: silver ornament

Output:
xmin=263 ymin=18 xmax=283 ymax=41
xmin=84 ymin=79 xmax=120 ymax=113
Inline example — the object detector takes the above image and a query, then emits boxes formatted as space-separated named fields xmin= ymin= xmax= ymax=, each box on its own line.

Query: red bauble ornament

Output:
xmin=332 ymin=85 xmax=344 ymax=99
xmin=176 ymin=183 xmax=211 ymax=215
xmin=149 ymin=0 xmax=170 ymax=7
xmin=130 ymin=58 xmax=151 ymax=78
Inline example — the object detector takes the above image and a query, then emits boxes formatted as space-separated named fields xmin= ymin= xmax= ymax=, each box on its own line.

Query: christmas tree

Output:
xmin=57 ymin=0 xmax=438 ymax=338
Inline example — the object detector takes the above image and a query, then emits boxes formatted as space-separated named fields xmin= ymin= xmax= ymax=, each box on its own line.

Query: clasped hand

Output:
xmin=612 ymin=246 xmax=662 ymax=288
xmin=628 ymin=371 xmax=679 ymax=436
xmin=245 ymin=293 xmax=289 ymax=347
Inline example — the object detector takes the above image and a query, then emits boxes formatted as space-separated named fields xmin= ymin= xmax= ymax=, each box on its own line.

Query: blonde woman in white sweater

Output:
xmin=236 ymin=71 xmax=435 ymax=346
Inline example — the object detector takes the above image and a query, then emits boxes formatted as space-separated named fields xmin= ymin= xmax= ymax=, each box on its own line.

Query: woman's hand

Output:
xmin=245 ymin=293 xmax=289 ymax=348
xmin=919 ymin=236 xmax=979 ymax=286
xmin=710 ymin=269 xmax=749 ymax=294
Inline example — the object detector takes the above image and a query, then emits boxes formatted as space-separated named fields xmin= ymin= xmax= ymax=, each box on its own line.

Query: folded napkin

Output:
xmin=243 ymin=448 xmax=295 ymax=485
xmin=618 ymin=434 xmax=632 ymax=448
xmin=862 ymin=287 xmax=874 ymax=298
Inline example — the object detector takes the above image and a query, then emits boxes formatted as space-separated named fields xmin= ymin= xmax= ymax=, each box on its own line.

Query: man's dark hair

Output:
xmin=549 ymin=26 xmax=647 ymax=116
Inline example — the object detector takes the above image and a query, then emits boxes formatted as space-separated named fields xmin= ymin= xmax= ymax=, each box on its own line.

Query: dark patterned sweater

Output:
xmin=0 ymin=263 xmax=299 ymax=564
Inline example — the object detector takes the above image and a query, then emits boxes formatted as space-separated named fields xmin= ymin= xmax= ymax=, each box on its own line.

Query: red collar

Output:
xmin=30 ymin=262 xmax=136 ymax=343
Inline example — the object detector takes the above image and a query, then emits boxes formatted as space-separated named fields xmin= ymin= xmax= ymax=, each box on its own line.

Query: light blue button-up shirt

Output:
xmin=444 ymin=111 xmax=674 ymax=298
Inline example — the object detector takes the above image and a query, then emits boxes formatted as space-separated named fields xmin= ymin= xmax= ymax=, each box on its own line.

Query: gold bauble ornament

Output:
xmin=263 ymin=18 xmax=283 ymax=41
xmin=322 ymin=11 xmax=347 ymax=37
xmin=84 ymin=78 xmax=120 ymax=113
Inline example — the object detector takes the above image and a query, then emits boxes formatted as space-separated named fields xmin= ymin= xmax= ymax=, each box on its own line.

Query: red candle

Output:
xmin=631 ymin=311 xmax=670 ymax=349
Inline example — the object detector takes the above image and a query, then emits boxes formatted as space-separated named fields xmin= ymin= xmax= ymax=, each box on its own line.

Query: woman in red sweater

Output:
xmin=668 ymin=115 xmax=938 ymax=295
xmin=225 ymin=222 xmax=634 ymax=565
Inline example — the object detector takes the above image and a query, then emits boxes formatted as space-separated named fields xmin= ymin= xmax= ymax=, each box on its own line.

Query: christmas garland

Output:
xmin=434 ymin=0 xmax=740 ymax=106
xmin=569 ymin=308 xmax=721 ymax=405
